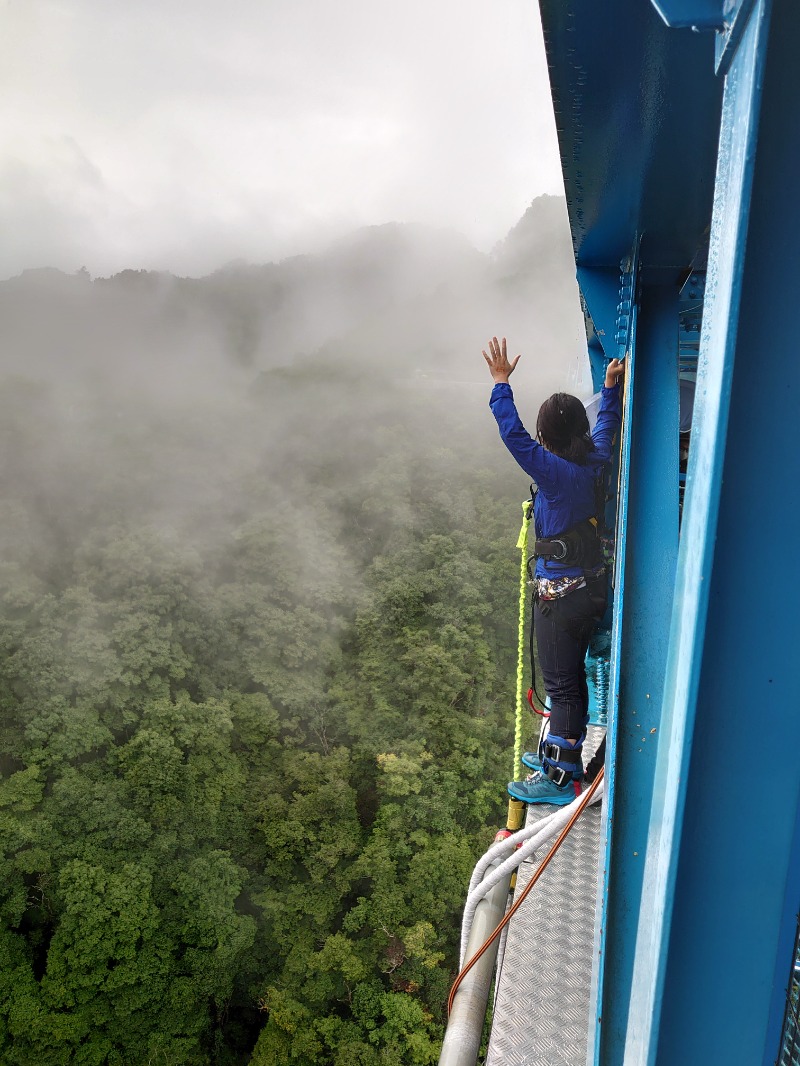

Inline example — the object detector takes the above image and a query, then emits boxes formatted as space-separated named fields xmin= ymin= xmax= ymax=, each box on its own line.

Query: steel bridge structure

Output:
xmin=444 ymin=1 xmax=800 ymax=1063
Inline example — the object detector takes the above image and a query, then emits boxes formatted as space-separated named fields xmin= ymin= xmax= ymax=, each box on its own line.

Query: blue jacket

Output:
xmin=489 ymin=381 xmax=622 ymax=579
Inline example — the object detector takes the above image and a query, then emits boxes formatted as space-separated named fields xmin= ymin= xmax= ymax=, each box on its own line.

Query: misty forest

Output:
xmin=0 ymin=197 xmax=581 ymax=1065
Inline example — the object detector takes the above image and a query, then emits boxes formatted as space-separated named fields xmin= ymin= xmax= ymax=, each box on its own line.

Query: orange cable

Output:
xmin=447 ymin=767 xmax=605 ymax=1016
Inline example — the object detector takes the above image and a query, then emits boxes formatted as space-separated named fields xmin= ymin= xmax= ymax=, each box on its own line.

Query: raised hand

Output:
xmin=482 ymin=336 xmax=521 ymax=383
xmin=605 ymin=358 xmax=625 ymax=388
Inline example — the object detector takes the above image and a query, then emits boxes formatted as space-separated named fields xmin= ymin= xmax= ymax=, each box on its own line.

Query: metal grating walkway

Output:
xmin=485 ymin=726 xmax=604 ymax=1066
xmin=779 ymin=919 xmax=800 ymax=1066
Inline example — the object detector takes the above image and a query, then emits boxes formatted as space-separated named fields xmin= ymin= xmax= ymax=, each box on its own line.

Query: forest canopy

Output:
xmin=0 ymin=197 xmax=581 ymax=1064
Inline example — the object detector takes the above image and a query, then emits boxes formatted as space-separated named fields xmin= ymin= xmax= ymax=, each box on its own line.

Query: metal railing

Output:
xmin=438 ymin=858 xmax=512 ymax=1066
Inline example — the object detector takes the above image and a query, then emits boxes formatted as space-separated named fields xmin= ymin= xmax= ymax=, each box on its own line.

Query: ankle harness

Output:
xmin=540 ymin=732 xmax=584 ymax=788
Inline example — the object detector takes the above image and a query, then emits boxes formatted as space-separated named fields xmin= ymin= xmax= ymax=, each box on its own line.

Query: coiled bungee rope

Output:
xmin=513 ymin=499 xmax=533 ymax=775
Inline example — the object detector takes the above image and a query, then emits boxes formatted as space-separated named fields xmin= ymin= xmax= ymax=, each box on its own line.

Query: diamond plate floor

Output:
xmin=485 ymin=726 xmax=605 ymax=1066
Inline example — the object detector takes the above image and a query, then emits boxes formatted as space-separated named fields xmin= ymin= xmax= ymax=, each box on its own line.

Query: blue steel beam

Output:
xmin=624 ymin=1 xmax=800 ymax=1063
xmin=534 ymin=0 xmax=800 ymax=1062
xmin=538 ymin=0 xmax=721 ymax=269
xmin=588 ymin=280 xmax=679 ymax=1064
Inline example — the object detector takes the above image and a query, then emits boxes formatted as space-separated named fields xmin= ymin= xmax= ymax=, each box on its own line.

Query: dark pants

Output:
xmin=534 ymin=585 xmax=600 ymax=740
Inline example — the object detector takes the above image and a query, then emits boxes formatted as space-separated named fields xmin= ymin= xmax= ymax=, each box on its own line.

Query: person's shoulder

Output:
xmin=584 ymin=448 xmax=610 ymax=471
xmin=540 ymin=452 xmax=593 ymax=482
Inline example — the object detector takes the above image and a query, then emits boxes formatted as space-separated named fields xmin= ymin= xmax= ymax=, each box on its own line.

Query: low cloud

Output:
xmin=0 ymin=0 xmax=562 ymax=279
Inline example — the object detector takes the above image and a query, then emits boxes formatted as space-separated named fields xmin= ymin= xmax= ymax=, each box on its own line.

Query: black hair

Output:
xmin=536 ymin=392 xmax=592 ymax=464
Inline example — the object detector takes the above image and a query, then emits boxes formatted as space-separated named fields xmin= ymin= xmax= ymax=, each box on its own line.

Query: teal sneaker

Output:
xmin=507 ymin=772 xmax=576 ymax=806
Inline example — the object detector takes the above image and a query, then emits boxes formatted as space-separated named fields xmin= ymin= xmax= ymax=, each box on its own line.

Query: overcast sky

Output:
xmin=0 ymin=0 xmax=563 ymax=279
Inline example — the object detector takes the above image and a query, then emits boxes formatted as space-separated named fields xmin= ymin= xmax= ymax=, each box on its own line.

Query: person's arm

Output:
xmin=591 ymin=358 xmax=624 ymax=461
xmin=484 ymin=337 xmax=558 ymax=486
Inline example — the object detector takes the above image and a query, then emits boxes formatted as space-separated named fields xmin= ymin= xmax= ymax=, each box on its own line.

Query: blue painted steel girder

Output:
xmin=588 ymin=277 xmax=680 ymax=1064
xmin=538 ymin=0 xmax=723 ymax=270
xmin=531 ymin=0 xmax=800 ymax=1060
xmin=623 ymin=1 xmax=800 ymax=1064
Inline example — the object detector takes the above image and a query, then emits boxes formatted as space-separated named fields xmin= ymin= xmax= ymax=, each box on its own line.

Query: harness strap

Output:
xmin=534 ymin=537 xmax=567 ymax=559
xmin=533 ymin=518 xmax=601 ymax=568
xmin=542 ymin=739 xmax=583 ymax=765
xmin=542 ymin=764 xmax=573 ymax=787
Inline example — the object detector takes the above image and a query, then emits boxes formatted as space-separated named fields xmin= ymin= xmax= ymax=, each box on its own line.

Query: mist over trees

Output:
xmin=0 ymin=195 xmax=582 ymax=1064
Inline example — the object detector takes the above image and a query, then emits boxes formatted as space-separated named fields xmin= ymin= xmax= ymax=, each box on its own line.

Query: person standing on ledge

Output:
xmin=484 ymin=336 xmax=624 ymax=805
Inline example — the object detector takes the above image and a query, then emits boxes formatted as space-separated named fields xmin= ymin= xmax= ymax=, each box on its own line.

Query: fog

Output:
xmin=0 ymin=197 xmax=584 ymax=590
xmin=1 ymin=3 xmax=583 ymax=554
xmin=0 ymin=0 xmax=562 ymax=280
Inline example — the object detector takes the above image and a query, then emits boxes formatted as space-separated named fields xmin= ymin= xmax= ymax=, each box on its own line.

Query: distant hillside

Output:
xmin=492 ymin=194 xmax=576 ymax=283
xmin=0 ymin=196 xmax=581 ymax=393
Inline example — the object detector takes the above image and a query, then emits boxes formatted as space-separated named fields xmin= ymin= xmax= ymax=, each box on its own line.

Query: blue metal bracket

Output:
xmin=649 ymin=0 xmax=760 ymax=74
xmin=577 ymin=267 xmax=623 ymax=362
xmin=576 ymin=258 xmax=637 ymax=392
xmin=649 ymin=0 xmax=725 ymax=29
xmin=715 ymin=0 xmax=760 ymax=73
